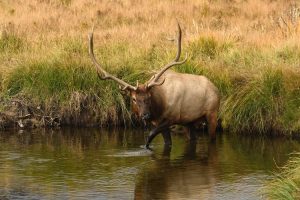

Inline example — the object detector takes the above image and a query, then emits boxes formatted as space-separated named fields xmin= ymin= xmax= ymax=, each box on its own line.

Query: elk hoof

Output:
xmin=145 ymin=143 xmax=153 ymax=151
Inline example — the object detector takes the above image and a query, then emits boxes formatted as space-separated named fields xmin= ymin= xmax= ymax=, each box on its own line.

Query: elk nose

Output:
xmin=141 ymin=113 xmax=151 ymax=120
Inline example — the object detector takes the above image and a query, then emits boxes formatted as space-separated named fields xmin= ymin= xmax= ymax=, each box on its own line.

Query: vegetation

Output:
xmin=0 ymin=0 xmax=300 ymax=133
xmin=263 ymin=153 xmax=300 ymax=200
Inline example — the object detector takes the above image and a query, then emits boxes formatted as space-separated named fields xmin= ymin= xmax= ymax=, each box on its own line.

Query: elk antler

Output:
xmin=147 ymin=22 xmax=188 ymax=88
xmin=89 ymin=30 xmax=137 ymax=91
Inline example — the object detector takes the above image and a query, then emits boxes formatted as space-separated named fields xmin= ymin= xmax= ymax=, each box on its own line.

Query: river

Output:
xmin=0 ymin=128 xmax=299 ymax=199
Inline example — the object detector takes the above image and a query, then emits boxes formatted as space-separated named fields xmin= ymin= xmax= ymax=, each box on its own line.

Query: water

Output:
xmin=0 ymin=128 xmax=299 ymax=200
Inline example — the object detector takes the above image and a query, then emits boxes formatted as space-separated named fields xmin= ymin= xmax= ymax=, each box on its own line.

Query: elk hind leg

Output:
xmin=187 ymin=123 xmax=197 ymax=141
xmin=162 ymin=129 xmax=172 ymax=146
xmin=206 ymin=111 xmax=218 ymax=141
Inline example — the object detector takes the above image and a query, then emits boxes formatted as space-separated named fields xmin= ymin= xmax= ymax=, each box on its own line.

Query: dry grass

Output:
xmin=1 ymin=0 xmax=300 ymax=78
xmin=1 ymin=0 xmax=300 ymax=46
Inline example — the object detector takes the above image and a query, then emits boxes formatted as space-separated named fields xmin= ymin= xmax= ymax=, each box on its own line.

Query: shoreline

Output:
xmin=0 ymin=96 xmax=299 ymax=140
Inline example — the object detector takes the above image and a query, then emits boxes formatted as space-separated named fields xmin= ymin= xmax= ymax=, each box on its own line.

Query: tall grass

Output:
xmin=263 ymin=153 xmax=300 ymax=200
xmin=1 ymin=34 xmax=299 ymax=133
xmin=0 ymin=33 xmax=23 ymax=53
xmin=0 ymin=0 xmax=300 ymax=132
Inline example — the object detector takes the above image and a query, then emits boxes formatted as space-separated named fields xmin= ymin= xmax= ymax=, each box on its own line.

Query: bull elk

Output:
xmin=89 ymin=22 xmax=220 ymax=149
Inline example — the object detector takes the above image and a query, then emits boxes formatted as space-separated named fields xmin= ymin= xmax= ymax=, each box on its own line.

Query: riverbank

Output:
xmin=0 ymin=0 xmax=300 ymax=135
xmin=1 ymin=32 xmax=300 ymax=134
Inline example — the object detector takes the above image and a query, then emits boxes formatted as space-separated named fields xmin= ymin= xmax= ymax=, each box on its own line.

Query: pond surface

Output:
xmin=0 ymin=128 xmax=299 ymax=200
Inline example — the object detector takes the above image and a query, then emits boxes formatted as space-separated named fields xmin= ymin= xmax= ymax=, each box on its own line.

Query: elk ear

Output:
xmin=149 ymin=92 xmax=152 ymax=97
xmin=119 ymin=85 xmax=131 ymax=96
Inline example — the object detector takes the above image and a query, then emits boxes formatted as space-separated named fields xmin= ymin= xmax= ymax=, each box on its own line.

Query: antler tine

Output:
xmin=147 ymin=21 xmax=187 ymax=88
xmin=89 ymin=31 xmax=137 ymax=91
xmin=174 ymin=20 xmax=182 ymax=62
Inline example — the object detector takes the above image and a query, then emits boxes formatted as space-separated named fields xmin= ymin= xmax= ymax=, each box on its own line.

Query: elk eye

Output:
xmin=132 ymin=98 xmax=137 ymax=103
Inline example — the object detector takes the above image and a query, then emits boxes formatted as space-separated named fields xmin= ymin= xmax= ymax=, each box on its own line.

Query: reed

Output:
xmin=263 ymin=153 xmax=300 ymax=200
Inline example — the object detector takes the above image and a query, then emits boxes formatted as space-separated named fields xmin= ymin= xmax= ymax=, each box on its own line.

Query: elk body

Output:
xmin=89 ymin=23 xmax=220 ymax=149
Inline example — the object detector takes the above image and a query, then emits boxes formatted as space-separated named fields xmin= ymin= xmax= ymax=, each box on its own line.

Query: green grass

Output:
xmin=263 ymin=153 xmax=300 ymax=200
xmin=1 ymin=35 xmax=300 ymax=132
xmin=221 ymin=69 xmax=285 ymax=133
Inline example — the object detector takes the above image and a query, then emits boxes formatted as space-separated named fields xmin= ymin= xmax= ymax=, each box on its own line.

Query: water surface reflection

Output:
xmin=0 ymin=129 xmax=299 ymax=199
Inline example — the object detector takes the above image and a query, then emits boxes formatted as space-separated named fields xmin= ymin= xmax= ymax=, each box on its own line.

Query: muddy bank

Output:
xmin=0 ymin=96 xmax=286 ymax=137
xmin=0 ymin=97 xmax=60 ymax=129
xmin=0 ymin=96 xmax=133 ymax=130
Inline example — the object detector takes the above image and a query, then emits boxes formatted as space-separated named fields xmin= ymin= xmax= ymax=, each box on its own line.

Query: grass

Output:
xmin=0 ymin=33 xmax=23 ymax=53
xmin=1 ymin=33 xmax=299 ymax=134
xmin=0 ymin=0 xmax=299 ymax=132
xmin=263 ymin=153 xmax=300 ymax=200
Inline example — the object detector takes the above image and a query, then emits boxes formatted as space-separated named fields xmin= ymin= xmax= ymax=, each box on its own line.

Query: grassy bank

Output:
xmin=263 ymin=153 xmax=300 ymax=200
xmin=0 ymin=0 xmax=300 ymax=133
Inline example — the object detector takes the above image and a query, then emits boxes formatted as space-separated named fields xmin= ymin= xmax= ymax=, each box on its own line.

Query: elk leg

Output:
xmin=146 ymin=122 xmax=169 ymax=149
xmin=162 ymin=129 xmax=172 ymax=146
xmin=206 ymin=111 xmax=218 ymax=141
xmin=188 ymin=124 xmax=197 ymax=141
xmin=162 ymin=143 xmax=172 ymax=157
xmin=184 ymin=140 xmax=197 ymax=159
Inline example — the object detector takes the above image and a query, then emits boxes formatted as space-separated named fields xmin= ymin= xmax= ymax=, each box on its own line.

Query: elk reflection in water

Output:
xmin=135 ymin=140 xmax=219 ymax=200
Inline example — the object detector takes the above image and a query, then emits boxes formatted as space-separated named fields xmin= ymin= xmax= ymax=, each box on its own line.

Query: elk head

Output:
xmin=88 ymin=22 xmax=187 ymax=121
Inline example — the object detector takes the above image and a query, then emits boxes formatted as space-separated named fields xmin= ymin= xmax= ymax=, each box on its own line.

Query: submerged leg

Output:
xmin=188 ymin=124 xmax=197 ymax=141
xmin=162 ymin=143 xmax=172 ymax=157
xmin=146 ymin=122 xmax=169 ymax=149
xmin=184 ymin=140 xmax=197 ymax=159
xmin=206 ymin=111 xmax=218 ymax=141
xmin=162 ymin=128 xmax=172 ymax=146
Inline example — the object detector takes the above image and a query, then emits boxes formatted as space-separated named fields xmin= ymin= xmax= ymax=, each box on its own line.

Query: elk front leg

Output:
xmin=146 ymin=122 xmax=169 ymax=149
